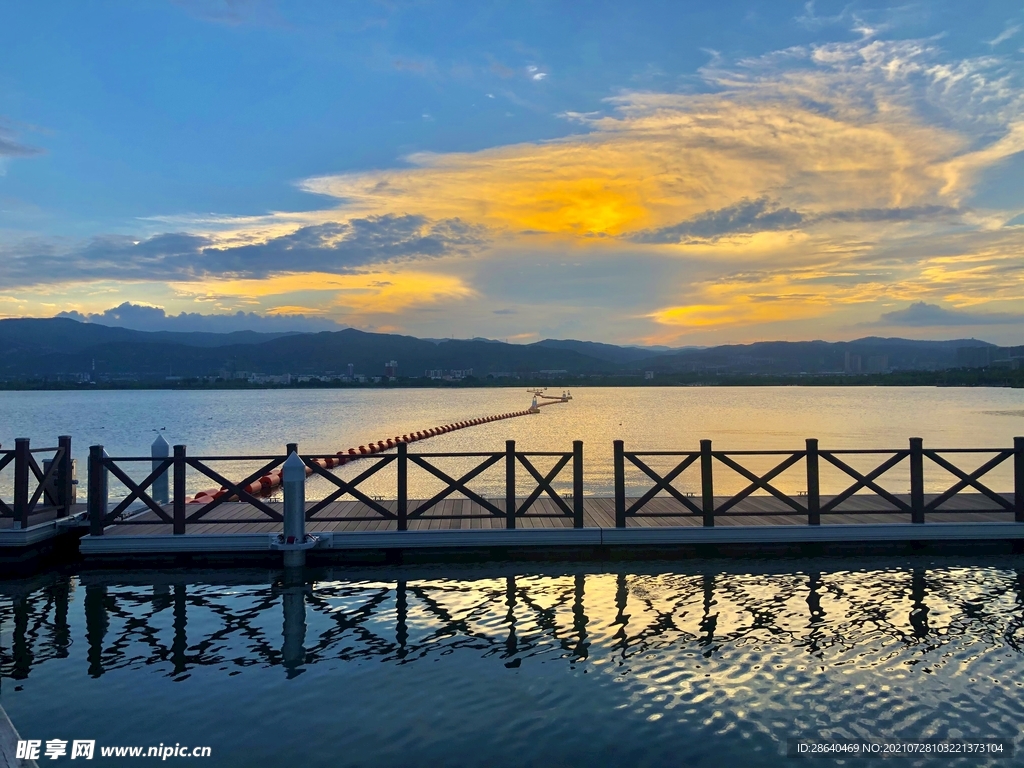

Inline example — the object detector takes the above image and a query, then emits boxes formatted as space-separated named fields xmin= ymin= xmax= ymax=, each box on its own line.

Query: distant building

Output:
xmin=384 ymin=360 xmax=398 ymax=377
xmin=957 ymin=346 xmax=1024 ymax=369
xmin=346 ymin=363 xmax=355 ymax=377
xmin=424 ymin=368 xmax=473 ymax=380
xmin=865 ymin=355 xmax=889 ymax=373
xmin=644 ymin=371 xmax=655 ymax=380
xmin=844 ymin=352 xmax=862 ymax=373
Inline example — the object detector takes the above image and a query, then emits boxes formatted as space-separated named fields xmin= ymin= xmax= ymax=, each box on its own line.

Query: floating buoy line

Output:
xmin=188 ymin=395 xmax=568 ymax=504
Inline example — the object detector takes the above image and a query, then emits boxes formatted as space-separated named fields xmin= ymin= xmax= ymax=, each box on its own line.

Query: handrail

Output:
xmin=615 ymin=437 xmax=1024 ymax=528
xmin=83 ymin=436 xmax=1024 ymax=536
xmin=0 ymin=436 xmax=74 ymax=526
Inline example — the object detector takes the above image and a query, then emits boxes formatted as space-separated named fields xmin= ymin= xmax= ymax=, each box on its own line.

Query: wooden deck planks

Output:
xmin=94 ymin=493 xmax=1020 ymax=537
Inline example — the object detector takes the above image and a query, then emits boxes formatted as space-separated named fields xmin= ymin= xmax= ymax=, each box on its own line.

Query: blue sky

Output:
xmin=1 ymin=1 xmax=1023 ymax=344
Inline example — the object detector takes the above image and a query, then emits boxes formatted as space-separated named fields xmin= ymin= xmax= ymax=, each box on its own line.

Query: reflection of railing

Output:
xmin=4 ymin=565 xmax=1023 ymax=682
xmin=614 ymin=437 xmax=1024 ymax=528
xmin=0 ymin=436 xmax=74 ymax=527
xmin=88 ymin=439 xmax=585 ymax=533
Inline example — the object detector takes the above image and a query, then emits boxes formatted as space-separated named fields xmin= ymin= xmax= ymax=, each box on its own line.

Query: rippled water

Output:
xmin=2 ymin=558 xmax=1023 ymax=766
xmin=1 ymin=386 xmax=1023 ymax=500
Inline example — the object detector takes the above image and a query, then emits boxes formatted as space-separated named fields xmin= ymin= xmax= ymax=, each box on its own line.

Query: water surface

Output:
xmin=2 ymin=386 xmax=1022 ymax=499
xmin=2 ymin=558 xmax=1023 ymax=766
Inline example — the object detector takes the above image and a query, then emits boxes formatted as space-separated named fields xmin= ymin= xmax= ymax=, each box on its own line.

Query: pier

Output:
xmin=63 ymin=436 xmax=1024 ymax=564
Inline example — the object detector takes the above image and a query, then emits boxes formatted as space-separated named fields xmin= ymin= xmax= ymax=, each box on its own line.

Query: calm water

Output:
xmin=1 ymin=386 xmax=1023 ymax=500
xmin=2 ymin=558 xmax=1023 ymax=766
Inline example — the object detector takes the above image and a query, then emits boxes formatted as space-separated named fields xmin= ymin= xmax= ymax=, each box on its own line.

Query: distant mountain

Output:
xmin=631 ymin=338 xmax=995 ymax=374
xmin=0 ymin=317 xmax=1007 ymax=382
xmin=532 ymin=338 xmax=677 ymax=364
xmin=0 ymin=317 xmax=297 ymax=355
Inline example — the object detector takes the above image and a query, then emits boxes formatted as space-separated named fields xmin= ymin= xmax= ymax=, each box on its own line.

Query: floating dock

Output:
xmin=5 ymin=435 xmax=1024 ymax=568
xmin=78 ymin=494 xmax=1024 ymax=563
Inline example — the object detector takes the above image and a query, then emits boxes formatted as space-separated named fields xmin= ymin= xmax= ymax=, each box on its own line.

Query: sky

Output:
xmin=1 ymin=0 xmax=1023 ymax=346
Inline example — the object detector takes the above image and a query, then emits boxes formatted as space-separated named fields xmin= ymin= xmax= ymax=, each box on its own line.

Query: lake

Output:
xmin=2 ymin=558 xmax=1022 ymax=767
xmin=2 ymin=386 xmax=1023 ymax=500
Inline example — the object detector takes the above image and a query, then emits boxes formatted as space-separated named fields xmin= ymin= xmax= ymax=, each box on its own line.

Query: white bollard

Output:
xmin=282 ymin=451 xmax=307 ymax=567
xmin=151 ymin=434 xmax=170 ymax=505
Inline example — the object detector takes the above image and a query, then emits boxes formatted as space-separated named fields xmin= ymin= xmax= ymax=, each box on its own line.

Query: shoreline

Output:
xmin=1 ymin=369 xmax=1023 ymax=392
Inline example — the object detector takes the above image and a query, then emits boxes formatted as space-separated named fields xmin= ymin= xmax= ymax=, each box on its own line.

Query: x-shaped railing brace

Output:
xmin=23 ymin=448 xmax=63 ymax=512
xmin=516 ymin=453 xmax=573 ymax=516
xmin=186 ymin=459 xmax=284 ymax=522
xmin=0 ymin=451 xmax=13 ymax=516
xmin=104 ymin=457 xmax=174 ymax=524
xmin=408 ymin=454 xmax=504 ymax=518
xmin=924 ymin=450 xmax=1013 ymax=511
xmin=819 ymin=451 xmax=910 ymax=514
xmin=304 ymin=456 xmax=397 ymax=519
xmin=624 ymin=453 xmax=701 ymax=516
xmin=714 ymin=452 xmax=807 ymax=515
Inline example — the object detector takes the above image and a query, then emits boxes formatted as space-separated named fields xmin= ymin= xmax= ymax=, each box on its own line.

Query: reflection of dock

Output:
xmin=79 ymin=494 xmax=1022 ymax=560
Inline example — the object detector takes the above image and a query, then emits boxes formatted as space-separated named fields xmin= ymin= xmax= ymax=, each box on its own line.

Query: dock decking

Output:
xmin=78 ymin=493 xmax=1024 ymax=558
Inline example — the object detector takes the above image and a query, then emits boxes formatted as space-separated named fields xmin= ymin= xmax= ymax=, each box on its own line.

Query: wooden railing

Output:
xmin=614 ymin=437 xmax=1024 ymax=527
xmin=88 ymin=439 xmax=584 ymax=534
xmin=0 ymin=436 xmax=74 ymax=528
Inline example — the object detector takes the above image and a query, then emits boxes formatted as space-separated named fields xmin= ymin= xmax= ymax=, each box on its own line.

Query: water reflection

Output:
xmin=3 ymin=561 xmax=1023 ymax=686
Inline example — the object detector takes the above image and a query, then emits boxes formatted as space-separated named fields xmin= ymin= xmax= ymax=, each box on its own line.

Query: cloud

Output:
xmin=170 ymin=0 xmax=282 ymax=26
xmin=58 ymin=302 xmax=344 ymax=333
xmin=0 ymin=214 xmax=486 ymax=288
xmin=988 ymin=23 xmax=1021 ymax=48
xmin=632 ymin=198 xmax=804 ymax=243
xmin=873 ymin=301 xmax=1024 ymax=327
xmin=0 ymin=119 xmax=44 ymax=158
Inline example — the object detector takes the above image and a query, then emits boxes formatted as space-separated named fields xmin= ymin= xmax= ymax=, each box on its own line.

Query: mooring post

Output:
xmin=151 ymin=433 xmax=170 ymax=505
xmin=172 ymin=445 xmax=186 ymax=535
xmin=701 ymin=439 xmax=715 ymax=527
xmin=909 ymin=437 xmax=924 ymax=524
xmin=806 ymin=438 xmax=820 ymax=525
xmin=88 ymin=445 xmax=106 ymax=536
xmin=613 ymin=440 xmax=625 ymax=528
xmin=56 ymin=435 xmax=73 ymax=517
xmin=14 ymin=438 xmax=29 ymax=528
xmin=397 ymin=442 xmax=408 ymax=531
xmin=282 ymin=450 xmax=307 ymax=567
xmin=505 ymin=440 xmax=516 ymax=529
xmin=1014 ymin=436 xmax=1024 ymax=523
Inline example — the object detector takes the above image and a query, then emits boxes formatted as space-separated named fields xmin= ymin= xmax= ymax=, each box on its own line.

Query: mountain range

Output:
xmin=0 ymin=317 xmax=999 ymax=382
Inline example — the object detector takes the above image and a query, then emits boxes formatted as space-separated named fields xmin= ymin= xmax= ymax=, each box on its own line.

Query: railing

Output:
xmin=0 ymin=436 xmax=75 ymax=527
xmin=88 ymin=439 xmax=585 ymax=534
xmin=614 ymin=437 xmax=1024 ymax=527
xmin=88 ymin=445 xmax=289 ymax=536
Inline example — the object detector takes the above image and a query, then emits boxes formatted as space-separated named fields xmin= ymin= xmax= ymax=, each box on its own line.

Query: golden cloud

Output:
xmin=171 ymin=271 xmax=475 ymax=317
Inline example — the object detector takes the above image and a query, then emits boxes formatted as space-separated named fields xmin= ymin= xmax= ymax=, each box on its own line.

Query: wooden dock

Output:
xmin=79 ymin=493 xmax=1024 ymax=559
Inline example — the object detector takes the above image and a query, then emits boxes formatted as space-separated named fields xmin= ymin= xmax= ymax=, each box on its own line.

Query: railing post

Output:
xmin=505 ymin=440 xmax=516 ymax=529
xmin=572 ymin=440 xmax=584 ymax=529
xmin=397 ymin=442 xmax=408 ymax=531
xmin=57 ymin=435 xmax=73 ymax=517
xmin=173 ymin=445 xmax=186 ymax=535
xmin=286 ymin=442 xmax=298 ymax=456
xmin=613 ymin=440 xmax=625 ymax=528
xmin=282 ymin=451 xmax=307 ymax=567
xmin=88 ymin=445 xmax=105 ymax=536
xmin=14 ymin=437 xmax=29 ymax=528
xmin=806 ymin=438 xmax=820 ymax=526
xmin=152 ymin=434 xmax=170 ymax=505
xmin=701 ymin=439 xmax=715 ymax=527
xmin=910 ymin=437 xmax=924 ymax=524
xmin=1014 ymin=436 xmax=1023 ymax=523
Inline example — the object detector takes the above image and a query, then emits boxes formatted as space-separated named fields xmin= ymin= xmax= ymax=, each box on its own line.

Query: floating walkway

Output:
xmin=79 ymin=493 xmax=1024 ymax=562
xmin=6 ymin=433 xmax=1024 ymax=567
